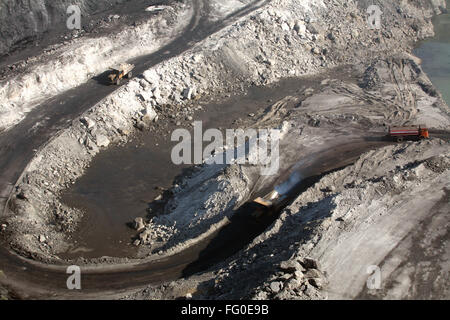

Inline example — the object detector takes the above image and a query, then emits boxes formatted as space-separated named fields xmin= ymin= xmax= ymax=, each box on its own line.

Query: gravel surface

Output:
xmin=0 ymin=0 xmax=449 ymax=299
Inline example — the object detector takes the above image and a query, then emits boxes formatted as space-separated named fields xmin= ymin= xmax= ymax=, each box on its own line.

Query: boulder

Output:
xmin=117 ymin=128 xmax=130 ymax=136
xmin=140 ymin=79 xmax=150 ymax=89
xmin=309 ymin=278 xmax=325 ymax=289
xmin=279 ymin=260 xmax=303 ymax=273
xmin=311 ymin=47 xmax=321 ymax=55
xmin=95 ymin=134 xmax=110 ymax=148
xmin=143 ymin=70 xmax=160 ymax=85
xmin=301 ymin=257 xmax=321 ymax=270
xmin=303 ymin=284 xmax=315 ymax=297
xmin=294 ymin=21 xmax=306 ymax=36
xmin=327 ymin=32 xmax=336 ymax=41
xmin=139 ymin=229 xmax=152 ymax=242
xmin=306 ymin=23 xmax=320 ymax=35
xmin=284 ymin=277 xmax=303 ymax=291
xmin=134 ymin=217 xmax=145 ymax=231
xmin=85 ymin=137 xmax=99 ymax=153
xmin=305 ymin=269 xmax=322 ymax=279
xmin=141 ymin=106 xmax=158 ymax=123
xmin=294 ymin=270 xmax=304 ymax=280
xmin=270 ymin=281 xmax=283 ymax=294
xmin=153 ymin=88 xmax=162 ymax=103
xmin=281 ymin=22 xmax=290 ymax=32
xmin=274 ymin=288 xmax=293 ymax=300
xmin=80 ymin=117 xmax=95 ymax=130
xmin=135 ymin=120 xmax=149 ymax=131
xmin=138 ymin=91 xmax=154 ymax=102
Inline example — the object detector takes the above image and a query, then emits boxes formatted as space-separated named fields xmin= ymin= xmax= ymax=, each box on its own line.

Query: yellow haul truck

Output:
xmin=252 ymin=190 xmax=281 ymax=219
xmin=108 ymin=63 xmax=135 ymax=85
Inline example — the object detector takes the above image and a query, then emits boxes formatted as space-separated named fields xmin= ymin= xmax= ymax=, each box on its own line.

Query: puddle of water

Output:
xmin=60 ymin=77 xmax=314 ymax=260
xmin=414 ymin=5 xmax=450 ymax=106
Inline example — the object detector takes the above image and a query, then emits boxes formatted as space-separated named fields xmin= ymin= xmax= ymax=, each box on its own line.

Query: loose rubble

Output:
xmin=0 ymin=0 xmax=449 ymax=299
xmin=125 ymin=140 xmax=449 ymax=300
xmin=0 ymin=1 xmax=189 ymax=132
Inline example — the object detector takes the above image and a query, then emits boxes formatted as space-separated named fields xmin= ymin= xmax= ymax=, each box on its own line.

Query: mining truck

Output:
xmin=389 ymin=125 xmax=429 ymax=142
xmin=251 ymin=190 xmax=281 ymax=219
xmin=108 ymin=63 xmax=135 ymax=85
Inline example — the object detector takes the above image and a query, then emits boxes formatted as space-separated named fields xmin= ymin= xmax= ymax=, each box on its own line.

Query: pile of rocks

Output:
xmin=252 ymin=256 xmax=327 ymax=300
xmin=132 ymin=217 xmax=176 ymax=249
xmin=0 ymin=0 xmax=187 ymax=132
xmin=2 ymin=0 xmax=447 ymax=264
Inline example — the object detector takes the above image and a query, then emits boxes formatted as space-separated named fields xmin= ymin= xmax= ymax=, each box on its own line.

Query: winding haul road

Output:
xmin=0 ymin=0 xmax=277 ymax=299
xmin=0 ymin=0 xmax=407 ymax=300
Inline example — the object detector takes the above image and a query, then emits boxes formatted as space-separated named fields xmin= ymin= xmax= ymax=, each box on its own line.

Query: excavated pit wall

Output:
xmin=0 ymin=0 xmax=132 ymax=57
xmin=0 ymin=1 xmax=189 ymax=132
xmin=1 ymin=0 xmax=447 ymax=262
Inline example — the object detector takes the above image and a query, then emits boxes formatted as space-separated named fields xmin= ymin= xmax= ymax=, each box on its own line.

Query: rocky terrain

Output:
xmin=0 ymin=0 xmax=449 ymax=300
xmin=213 ymin=139 xmax=449 ymax=300
xmin=0 ymin=0 xmax=187 ymax=132
xmin=0 ymin=0 xmax=130 ymax=58
xmin=132 ymin=55 xmax=449 ymax=258
xmin=122 ymin=69 xmax=450 ymax=300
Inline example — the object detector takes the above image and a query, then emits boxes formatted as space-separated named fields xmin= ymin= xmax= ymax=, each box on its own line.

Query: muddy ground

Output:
xmin=0 ymin=0 xmax=449 ymax=300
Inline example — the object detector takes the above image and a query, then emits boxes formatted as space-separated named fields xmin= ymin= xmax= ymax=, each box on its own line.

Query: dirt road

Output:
xmin=0 ymin=0 xmax=273 ymax=299
xmin=0 ymin=137 xmax=392 ymax=299
xmin=0 ymin=0 xmax=448 ymax=300
xmin=0 ymin=0 xmax=273 ymax=210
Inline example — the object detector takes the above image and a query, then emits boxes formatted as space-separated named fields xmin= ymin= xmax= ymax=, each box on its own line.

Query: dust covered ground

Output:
xmin=0 ymin=0 xmax=449 ymax=299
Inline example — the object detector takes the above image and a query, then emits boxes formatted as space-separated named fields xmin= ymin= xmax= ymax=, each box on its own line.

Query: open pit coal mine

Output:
xmin=0 ymin=0 xmax=449 ymax=309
